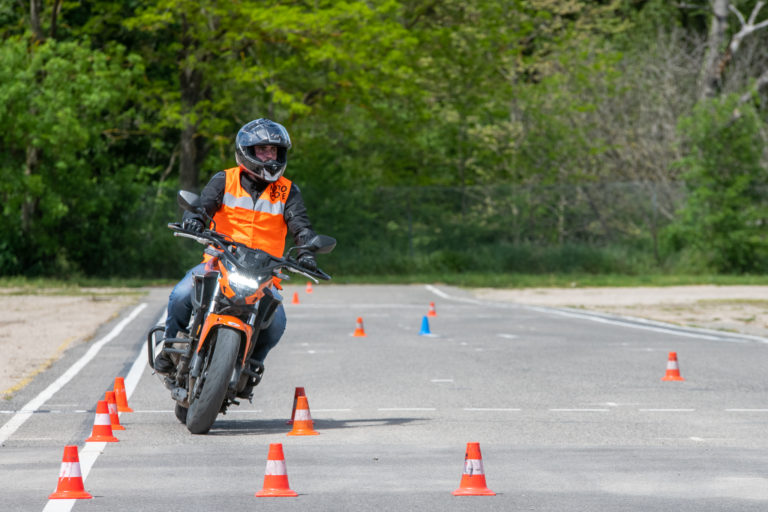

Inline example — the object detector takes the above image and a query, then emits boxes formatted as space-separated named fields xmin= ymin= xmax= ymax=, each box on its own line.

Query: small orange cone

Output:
xmin=85 ymin=400 xmax=119 ymax=443
xmin=287 ymin=395 xmax=318 ymax=436
xmin=662 ymin=351 xmax=684 ymax=381
xmin=49 ymin=445 xmax=93 ymax=499
xmin=352 ymin=317 xmax=367 ymax=337
xmin=286 ymin=386 xmax=306 ymax=425
xmin=292 ymin=292 xmax=300 ymax=305
xmin=452 ymin=442 xmax=495 ymax=496
xmin=105 ymin=391 xmax=125 ymax=431
xmin=255 ymin=443 xmax=298 ymax=497
xmin=306 ymin=281 xmax=313 ymax=293
xmin=427 ymin=301 xmax=437 ymax=317
xmin=113 ymin=377 xmax=133 ymax=412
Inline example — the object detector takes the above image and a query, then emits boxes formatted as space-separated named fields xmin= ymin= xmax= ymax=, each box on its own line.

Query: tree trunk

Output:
xmin=22 ymin=145 xmax=39 ymax=233
xmin=178 ymin=15 xmax=205 ymax=191
xmin=29 ymin=0 xmax=44 ymax=41
xmin=700 ymin=0 xmax=730 ymax=99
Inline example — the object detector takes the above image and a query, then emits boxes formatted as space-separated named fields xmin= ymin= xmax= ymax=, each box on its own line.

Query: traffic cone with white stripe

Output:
xmin=85 ymin=400 xmax=119 ymax=442
xmin=662 ymin=352 xmax=684 ymax=381
xmin=49 ymin=445 xmax=93 ymax=499
xmin=113 ymin=376 xmax=133 ymax=412
xmin=353 ymin=317 xmax=367 ymax=337
xmin=255 ymin=443 xmax=298 ymax=497
xmin=452 ymin=442 xmax=495 ymax=496
xmin=306 ymin=281 xmax=313 ymax=293
xmin=286 ymin=386 xmax=306 ymax=425
xmin=427 ymin=301 xmax=437 ymax=317
xmin=287 ymin=395 xmax=318 ymax=436
xmin=105 ymin=391 xmax=125 ymax=431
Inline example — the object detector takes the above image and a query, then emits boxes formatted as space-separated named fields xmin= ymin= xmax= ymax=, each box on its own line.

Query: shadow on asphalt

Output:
xmin=206 ymin=417 xmax=425 ymax=436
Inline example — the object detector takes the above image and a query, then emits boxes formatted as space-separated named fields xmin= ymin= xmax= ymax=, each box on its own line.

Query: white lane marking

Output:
xmin=0 ymin=303 xmax=147 ymax=445
xmin=549 ymin=408 xmax=610 ymax=412
xmin=123 ymin=309 xmax=165 ymax=409
xmin=725 ymin=408 xmax=768 ymax=412
xmin=497 ymin=334 xmax=518 ymax=339
xmin=425 ymin=285 xmax=768 ymax=344
xmin=312 ymin=409 xmax=353 ymax=412
xmin=464 ymin=408 xmax=521 ymax=411
xmin=430 ymin=379 xmax=454 ymax=383
xmin=41 ymin=308 xmax=160 ymax=512
xmin=639 ymin=408 xmax=695 ymax=412
xmin=377 ymin=408 xmax=436 ymax=411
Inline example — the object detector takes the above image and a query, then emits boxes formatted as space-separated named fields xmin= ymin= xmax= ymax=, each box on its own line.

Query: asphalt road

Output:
xmin=2 ymin=284 xmax=767 ymax=511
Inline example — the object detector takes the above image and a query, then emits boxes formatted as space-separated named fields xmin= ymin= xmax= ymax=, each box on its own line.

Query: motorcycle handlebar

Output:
xmin=167 ymin=222 xmax=332 ymax=281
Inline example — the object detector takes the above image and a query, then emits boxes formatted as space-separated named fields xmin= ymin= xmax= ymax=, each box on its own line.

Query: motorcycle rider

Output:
xmin=154 ymin=118 xmax=318 ymax=394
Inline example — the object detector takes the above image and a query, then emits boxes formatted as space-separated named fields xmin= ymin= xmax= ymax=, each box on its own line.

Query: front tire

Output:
xmin=185 ymin=328 xmax=240 ymax=434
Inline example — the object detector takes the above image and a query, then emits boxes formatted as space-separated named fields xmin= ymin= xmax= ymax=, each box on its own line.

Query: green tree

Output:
xmin=668 ymin=95 xmax=768 ymax=272
xmin=0 ymin=36 xmax=144 ymax=274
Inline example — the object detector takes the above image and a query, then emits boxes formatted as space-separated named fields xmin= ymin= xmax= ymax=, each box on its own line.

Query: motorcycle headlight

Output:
xmin=227 ymin=267 xmax=265 ymax=296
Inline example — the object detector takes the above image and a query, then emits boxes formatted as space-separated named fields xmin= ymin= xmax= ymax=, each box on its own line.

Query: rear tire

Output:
xmin=185 ymin=328 xmax=240 ymax=434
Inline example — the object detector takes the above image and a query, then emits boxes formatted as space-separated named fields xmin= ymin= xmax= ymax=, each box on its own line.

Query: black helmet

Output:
xmin=235 ymin=118 xmax=292 ymax=182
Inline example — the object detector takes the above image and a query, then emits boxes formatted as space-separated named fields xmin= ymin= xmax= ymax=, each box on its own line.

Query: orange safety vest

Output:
xmin=207 ymin=167 xmax=291 ymax=258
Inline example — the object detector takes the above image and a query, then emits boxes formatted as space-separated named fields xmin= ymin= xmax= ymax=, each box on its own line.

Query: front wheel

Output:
xmin=185 ymin=328 xmax=240 ymax=434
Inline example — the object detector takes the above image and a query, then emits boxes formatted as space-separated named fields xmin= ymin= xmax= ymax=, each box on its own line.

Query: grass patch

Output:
xmin=329 ymin=273 xmax=768 ymax=288
xmin=0 ymin=276 xmax=171 ymax=295
xmin=3 ymin=273 xmax=768 ymax=291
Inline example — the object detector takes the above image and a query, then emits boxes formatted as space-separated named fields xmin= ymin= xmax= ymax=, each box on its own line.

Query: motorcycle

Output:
xmin=147 ymin=190 xmax=335 ymax=434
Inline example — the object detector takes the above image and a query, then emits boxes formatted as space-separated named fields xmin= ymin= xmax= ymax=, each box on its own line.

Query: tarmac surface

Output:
xmin=1 ymin=284 xmax=767 ymax=511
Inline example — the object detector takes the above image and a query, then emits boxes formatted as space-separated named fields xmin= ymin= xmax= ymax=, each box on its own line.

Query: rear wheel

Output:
xmin=185 ymin=328 xmax=240 ymax=434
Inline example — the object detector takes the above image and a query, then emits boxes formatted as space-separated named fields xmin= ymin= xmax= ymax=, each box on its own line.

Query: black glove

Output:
xmin=183 ymin=218 xmax=204 ymax=234
xmin=297 ymin=253 xmax=317 ymax=272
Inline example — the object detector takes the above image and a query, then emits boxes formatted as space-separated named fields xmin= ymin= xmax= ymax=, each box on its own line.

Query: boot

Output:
xmin=154 ymin=351 xmax=175 ymax=375
xmin=236 ymin=361 xmax=264 ymax=398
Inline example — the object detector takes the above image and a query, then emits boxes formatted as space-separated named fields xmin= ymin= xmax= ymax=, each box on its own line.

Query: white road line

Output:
xmin=377 ymin=408 xmax=436 ymax=411
xmin=639 ymin=408 xmax=695 ymax=412
xmin=425 ymin=285 xmax=768 ymax=344
xmin=464 ymin=408 xmax=522 ymax=411
xmin=40 ymin=308 xmax=160 ymax=512
xmin=0 ymin=303 xmax=147 ymax=446
xmin=725 ymin=408 xmax=768 ymax=412
xmin=497 ymin=334 xmax=518 ymax=339
xmin=549 ymin=408 xmax=610 ymax=412
xmin=430 ymin=379 xmax=454 ymax=383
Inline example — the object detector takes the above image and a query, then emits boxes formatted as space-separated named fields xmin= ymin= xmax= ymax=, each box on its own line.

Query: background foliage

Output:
xmin=1 ymin=0 xmax=767 ymax=280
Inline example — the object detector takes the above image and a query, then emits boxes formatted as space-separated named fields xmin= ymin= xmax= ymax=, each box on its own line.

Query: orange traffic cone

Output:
xmin=255 ymin=443 xmax=298 ymax=497
xmin=85 ymin=400 xmax=119 ymax=442
xmin=113 ymin=377 xmax=133 ymax=412
xmin=287 ymin=395 xmax=318 ymax=436
xmin=352 ymin=317 xmax=367 ymax=337
xmin=105 ymin=391 xmax=125 ymax=431
xmin=306 ymin=281 xmax=313 ymax=293
xmin=452 ymin=442 xmax=495 ymax=496
xmin=427 ymin=301 xmax=437 ymax=317
xmin=662 ymin=352 xmax=684 ymax=381
xmin=286 ymin=386 xmax=306 ymax=425
xmin=292 ymin=292 xmax=300 ymax=305
xmin=49 ymin=445 xmax=93 ymax=499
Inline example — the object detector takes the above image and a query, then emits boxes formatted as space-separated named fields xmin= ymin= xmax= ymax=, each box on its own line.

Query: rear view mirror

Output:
xmin=177 ymin=191 xmax=202 ymax=212
xmin=309 ymin=235 xmax=336 ymax=254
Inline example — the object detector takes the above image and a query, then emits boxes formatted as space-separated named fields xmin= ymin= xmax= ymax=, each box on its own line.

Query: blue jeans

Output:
xmin=165 ymin=263 xmax=287 ymax=364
